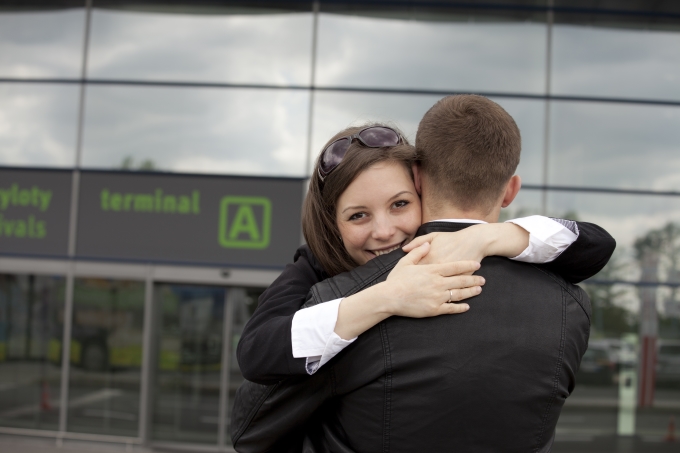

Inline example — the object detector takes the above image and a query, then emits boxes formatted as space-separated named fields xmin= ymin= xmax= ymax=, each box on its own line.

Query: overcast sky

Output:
xmin=2 ymin=8 xmax=680 ymax=254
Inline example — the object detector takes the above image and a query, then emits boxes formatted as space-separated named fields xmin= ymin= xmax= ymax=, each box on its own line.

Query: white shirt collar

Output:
xmin=429 ymin=218 xmax=487 ymax=224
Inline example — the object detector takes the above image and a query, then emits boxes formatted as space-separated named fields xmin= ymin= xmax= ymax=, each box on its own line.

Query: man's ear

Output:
xmin=412 ymin=163 xmax=422 ymax=195
xmin=501 ymin=175 xmax=521 ymax=208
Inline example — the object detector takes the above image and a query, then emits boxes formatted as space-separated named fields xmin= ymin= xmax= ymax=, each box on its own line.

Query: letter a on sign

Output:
xmin=219 ymin=196 xmax=271 ymax=249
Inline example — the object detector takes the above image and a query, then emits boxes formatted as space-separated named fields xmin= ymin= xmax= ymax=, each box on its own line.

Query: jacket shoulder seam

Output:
xmin=533 ymin=287 xmax=567 ymax=452
xmin=379 ymin=322 xmax=393 ymax=453
xmin=529 ymin=264 xmax=591 ymax=323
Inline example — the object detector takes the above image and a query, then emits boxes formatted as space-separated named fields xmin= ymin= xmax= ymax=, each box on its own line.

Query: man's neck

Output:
xmin=421 ymin=203 xmax=500 ymax=224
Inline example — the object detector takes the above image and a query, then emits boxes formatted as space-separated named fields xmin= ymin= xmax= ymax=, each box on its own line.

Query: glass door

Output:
xmin=151 ymin=283 xmax=226 ymax=444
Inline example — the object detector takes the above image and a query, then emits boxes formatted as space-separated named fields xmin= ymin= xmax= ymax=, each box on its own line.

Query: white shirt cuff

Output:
xmin=291 ymin=298 xmax=357 ymax=375
xmin=505 ymin=215 xmax=579 ymax=263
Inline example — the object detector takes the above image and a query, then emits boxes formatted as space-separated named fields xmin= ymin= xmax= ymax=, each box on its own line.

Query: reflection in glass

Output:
xmin=556 ymin=281 xmax=680 ymax=444
xmin=152 ymin=284 xmax=225 ymax=444
xmin=0 ymin=84 xmax=80 ymax=167
xmin=548 ymin=101 xmax=680 ymax=191
xmin=552 ymin=24 xmax=680 ymax=101
xmin=547 ymin=191 xmax=680 ymax=282
xmin=316 ymin=13 xmax=546 ymax=93
xmin=81 ymin=85 xmax=309 ymax=176
xmin=0 ymin=8 xmax=85 ymax=78
xmin=312 ymin=92 xmax=545 ymax=183
xmin=67 ymin=278 xmax=145 ymax=436
xmin=88 ymin=8 xmax=312 ymax=84
xmin=0 ymin=274 xmax=64 ymax=430
xmin=498 ymin=188 xmax=543 ymax=222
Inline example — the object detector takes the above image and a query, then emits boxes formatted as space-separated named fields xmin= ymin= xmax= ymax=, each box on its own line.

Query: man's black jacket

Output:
xmin=232 ymin=222 xmax=605 ymax=452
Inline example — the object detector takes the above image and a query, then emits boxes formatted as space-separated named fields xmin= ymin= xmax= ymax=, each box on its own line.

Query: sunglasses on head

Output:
xmin=318 ymin=126 xmax=403 ymax=180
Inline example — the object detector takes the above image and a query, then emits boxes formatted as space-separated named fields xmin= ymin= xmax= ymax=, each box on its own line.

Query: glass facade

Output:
xmin=0 ymin=274 xmax=64 ymax=431
xmin=67 ymin=278 xmax=145 ymax=437
xmin=1 ymin=1 xmax=680 ymax=451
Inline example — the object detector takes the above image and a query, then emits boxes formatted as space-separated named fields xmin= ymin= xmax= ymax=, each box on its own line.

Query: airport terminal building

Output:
xmin=1 ymin=1 xmax=680 ymax=451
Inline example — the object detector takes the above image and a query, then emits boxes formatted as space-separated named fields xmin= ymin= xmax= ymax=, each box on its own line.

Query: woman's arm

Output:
xmin=333 ymin=243 xmax=482 ymax=340
xmin=403 ymin=216 xmax=615 ymax=283
xmin=238 ymin=244 xmax=484 ymax=383
xmin=236 ymin=245 xmax=326 ymax=384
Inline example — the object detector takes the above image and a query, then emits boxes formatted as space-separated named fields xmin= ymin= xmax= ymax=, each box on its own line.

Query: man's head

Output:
xmin=415 ymin=95 xmax=521 ymax=221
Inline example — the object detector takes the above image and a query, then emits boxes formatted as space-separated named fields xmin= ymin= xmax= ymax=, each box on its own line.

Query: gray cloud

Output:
xmin=81 ymin=85 xmax=309 ymax=176
xmin=87 ymin=9 xmax=313 ymax=84
xmin=549 ymin=101 xmax=680 ymax=191
xmin=0 ymin=83 xmax=79 ymax=166
xmin=0 ymin=9 xmax=85 ymax=78
xmin=553 ymin=25 xmax=680 ymax=101
xmin=316 ymin=14 xmax=547 ymax=94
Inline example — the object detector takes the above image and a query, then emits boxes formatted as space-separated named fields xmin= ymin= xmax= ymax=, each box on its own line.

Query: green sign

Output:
xmin=219 ymin=196 xmax=271 ymax=249
xmin=76 ymin=172 xmax=302 ymax=268
xmin=0 ymin=169 xmax=72 ymax=257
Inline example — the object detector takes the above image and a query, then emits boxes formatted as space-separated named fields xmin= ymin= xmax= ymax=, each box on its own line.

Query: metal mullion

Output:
xmin=138 ymin=266 xmax=155 ymax=443
xmin=57 ymin=265 xmax=75 ymax=435
xmin=218 ymin=288 xmax=237 ymax=449
xmin=541 ymin=0 xmax=554 ymax=215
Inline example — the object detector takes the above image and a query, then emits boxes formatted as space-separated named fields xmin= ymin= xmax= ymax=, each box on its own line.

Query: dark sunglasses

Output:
xmin=318 ymin=126 xmax=403 ymax=180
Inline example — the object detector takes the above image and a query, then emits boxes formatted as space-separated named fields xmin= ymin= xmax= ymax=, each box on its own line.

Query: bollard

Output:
xmin=665 ymin=416 xmax=676 ymax=442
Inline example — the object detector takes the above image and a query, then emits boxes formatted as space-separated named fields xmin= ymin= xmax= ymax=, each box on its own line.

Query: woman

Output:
xmin=236 ymin=123 xmax=610 ymax=384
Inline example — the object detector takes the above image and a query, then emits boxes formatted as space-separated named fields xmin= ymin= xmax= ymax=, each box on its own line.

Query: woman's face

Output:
xmin=336 ymin=161 xmax=422 ymax=266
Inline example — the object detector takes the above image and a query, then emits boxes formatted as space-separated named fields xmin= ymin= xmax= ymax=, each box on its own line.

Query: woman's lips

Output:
xmin=367 ymin=239 xmax=408 ymax=258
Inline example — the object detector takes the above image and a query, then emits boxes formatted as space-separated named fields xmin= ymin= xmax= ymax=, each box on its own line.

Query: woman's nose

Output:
xmin=371 ymin=216 xmax=395 ymax=240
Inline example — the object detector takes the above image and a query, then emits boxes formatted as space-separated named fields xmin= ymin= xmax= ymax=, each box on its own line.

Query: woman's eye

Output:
xmin=348 ymin=212 xmax=366 ymax=221
xmin=393 ymin=200 xmax=410 ymax=209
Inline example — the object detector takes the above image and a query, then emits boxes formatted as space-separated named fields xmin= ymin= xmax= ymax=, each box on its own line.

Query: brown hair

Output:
xmin=415 ymin=95 xmax=521 ymax=214
xmin=302 ymin=124 xmax=416 ymax=276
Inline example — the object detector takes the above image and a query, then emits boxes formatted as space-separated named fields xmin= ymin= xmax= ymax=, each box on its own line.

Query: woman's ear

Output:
xmin=412 ymin=163 xmax=422 ymax=195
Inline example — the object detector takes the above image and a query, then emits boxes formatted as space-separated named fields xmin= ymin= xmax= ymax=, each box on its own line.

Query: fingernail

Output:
xmin=463 ymin=304 xmax=470 ymax=310
xmin=475 ymin=286 xmax=482 ymax=294
xmin=480 ymin=277 xmax=485 ymax=284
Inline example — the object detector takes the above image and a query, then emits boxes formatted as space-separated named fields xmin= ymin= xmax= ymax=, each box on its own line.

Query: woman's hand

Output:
xmin=334 ymin=242 xmax=484 ymax=340
xmin=384 ymin=242 xmax=484 ymax=318
xmin=402 ymin=223 xmax=529 ymax=266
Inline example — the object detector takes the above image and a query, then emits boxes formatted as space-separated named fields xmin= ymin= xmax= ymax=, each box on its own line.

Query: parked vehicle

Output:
xmin=577 ymin=344 xmax=617 ymax=385
xmin=656 ymin=340 xmax=680 ymax=387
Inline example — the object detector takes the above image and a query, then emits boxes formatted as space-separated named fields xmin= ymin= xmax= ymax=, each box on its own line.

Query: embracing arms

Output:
xmin=237 ymin=217 xmax=615 ymax=384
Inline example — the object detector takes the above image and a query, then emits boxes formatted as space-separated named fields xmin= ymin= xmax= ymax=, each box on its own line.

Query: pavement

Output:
xmin=0 ymin=435 xmax=237 ymax=453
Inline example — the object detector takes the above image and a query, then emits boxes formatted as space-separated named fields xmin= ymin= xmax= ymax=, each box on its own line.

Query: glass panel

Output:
xmin=552 ymin=24 xmax=680 ymax=101
xmin=226 ymin=287 xmax=261 ymax=445
xmin=555 ymin=282 xmax=680 ymax=449
xmin=547 ymin=192 xmax=680 ymax=281
xmin=88 ymin=6 xmax=313 ymax=84
xmin=67 ymin=278 xmax=145 ymax=436
xmin=81 ymin=85 xmax=309 ymax=176
xmin=316 ymin=11 xmax=547 ymax=93
xmin=498 ymin=187 xmax=543 ymax=222
xmin=312 ymin=92 xmax=545 ymax=183
xmin=554 ymin=0 xmax=680 ymax=15
xmin=0 ymin=274 xmax=65 ymax=430
xmin=151 ymin=283 xmax=225 ymax=444
xmin=0 ymin=8 xmax=85 ymax=78
xmin=548 ymin=101 xmax=680 ymax=191
xmin=0 ymin=83 xmax=80 ymax=167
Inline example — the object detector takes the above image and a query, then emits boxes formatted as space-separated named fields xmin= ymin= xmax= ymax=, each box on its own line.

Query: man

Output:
xmin=232 ymin=95 xmax=614 ymax=452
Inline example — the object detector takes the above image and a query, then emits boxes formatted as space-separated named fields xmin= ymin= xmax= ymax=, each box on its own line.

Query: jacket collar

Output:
xmin=416 ymin=221 xmax=477 ymax=236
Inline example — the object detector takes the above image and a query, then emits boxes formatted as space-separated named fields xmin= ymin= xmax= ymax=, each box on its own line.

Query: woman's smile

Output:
xmin=335 ymin=161 xmax=422 ymax=266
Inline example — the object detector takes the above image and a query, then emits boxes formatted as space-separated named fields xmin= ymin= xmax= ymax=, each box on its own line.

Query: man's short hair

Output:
xmin=416 ymin=95 xmax=521 ymax=213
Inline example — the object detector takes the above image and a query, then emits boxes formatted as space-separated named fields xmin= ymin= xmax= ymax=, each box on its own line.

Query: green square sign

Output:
xmin=219 ymin=196 xmax=271 ymax=249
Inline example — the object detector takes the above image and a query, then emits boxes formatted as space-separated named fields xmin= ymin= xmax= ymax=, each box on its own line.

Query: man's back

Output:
xmin=308 ymin=223 xmax=591 ymax=452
